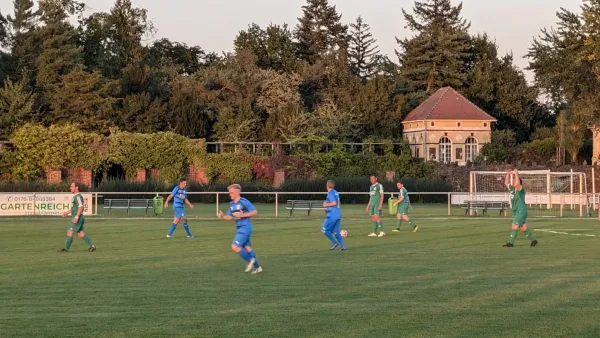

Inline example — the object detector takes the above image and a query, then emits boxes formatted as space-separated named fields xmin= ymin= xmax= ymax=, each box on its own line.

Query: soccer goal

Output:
xmin=469 ymin=170 xmax=590 ymax=217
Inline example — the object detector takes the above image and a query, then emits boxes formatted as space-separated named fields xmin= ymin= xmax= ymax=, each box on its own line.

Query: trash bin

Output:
xmin=388 ymin=197 xmax=398 ymax=215
xmin=153 ymin=196 xmax=164 ymax=216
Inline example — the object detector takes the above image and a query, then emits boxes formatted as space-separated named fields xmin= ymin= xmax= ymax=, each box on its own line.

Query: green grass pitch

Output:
xmin=1 ymin=204 xmax=599 ymax=338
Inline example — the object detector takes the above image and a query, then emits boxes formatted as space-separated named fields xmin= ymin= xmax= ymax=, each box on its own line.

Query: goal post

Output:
xmin=469 ymin=170 xmax=590 ymax=218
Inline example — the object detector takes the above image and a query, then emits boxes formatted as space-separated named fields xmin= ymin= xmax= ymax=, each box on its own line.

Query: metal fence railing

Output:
xmin=1 ymin=191 xmax=598 ymax=218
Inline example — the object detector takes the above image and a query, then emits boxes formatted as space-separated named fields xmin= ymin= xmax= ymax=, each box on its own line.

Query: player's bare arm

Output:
xmin=217 ymin=210 xmax=234 ymax=221
xmin=164 ymin=194 xmax=173 ymax=208
xmin=235 ymin=210 xmax=257 ymax=218
xmin=185 ymin=198 xmax=194 ymax=209
xmin=378 ymin=192 xmax=384 ymax=210
xmin=504 ymin=170 xmax=512 ymax=188
xmin=72 ymin=206 xmax=83 ymax=224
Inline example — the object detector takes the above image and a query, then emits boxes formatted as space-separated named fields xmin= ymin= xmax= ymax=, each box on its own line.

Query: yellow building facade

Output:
xmin=401 ymin=87 xmax=496 ymax=165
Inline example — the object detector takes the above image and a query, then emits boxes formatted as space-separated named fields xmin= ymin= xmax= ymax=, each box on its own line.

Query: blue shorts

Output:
xmin=174 ymin=207 xmax=185 ymax=219
xmin=322 ymin=218 xmax=341 ymax=233
xmin=232 ymin=232 xmax=252 ymax=248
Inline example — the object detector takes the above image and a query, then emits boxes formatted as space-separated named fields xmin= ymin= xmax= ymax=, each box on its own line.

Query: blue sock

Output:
xmin=334 ymin=232 xmax=346 ymax=248
xmin=183 ymin=223 xmax=192 ymax=236
xmin=237 ymin=250 xmax=251 ymax=262
xmin=324 ymin=231 xmax=337 ymax=245
xmin=168 ymin=223 xmax=177 ymax=236
xmin=248 ymin=250 xmax=259 ymax=268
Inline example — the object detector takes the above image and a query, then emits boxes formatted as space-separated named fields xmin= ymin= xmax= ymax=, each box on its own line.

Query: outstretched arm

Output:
xmin=505 ymin=170 xmax=512 ymax=188
xmin=512 ymin=169 xmax=520 ymax=186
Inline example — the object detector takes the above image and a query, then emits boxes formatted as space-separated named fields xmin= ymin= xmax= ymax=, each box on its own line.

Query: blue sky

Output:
xmin=0 ymin=0 xmax=583 ymax=79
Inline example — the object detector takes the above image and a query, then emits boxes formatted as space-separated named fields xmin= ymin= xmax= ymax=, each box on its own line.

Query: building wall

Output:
xmin=402 ymin=119 xmax=494 ymax=165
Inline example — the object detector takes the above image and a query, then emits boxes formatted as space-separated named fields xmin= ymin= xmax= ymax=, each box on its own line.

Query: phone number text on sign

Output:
xmin=0 ymin=194 xmax=93 ymax=216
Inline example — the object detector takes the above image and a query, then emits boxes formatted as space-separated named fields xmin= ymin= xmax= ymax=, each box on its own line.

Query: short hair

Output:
xmin=71 ymin=182 xmax=80 ymax=188
xmin=228 ymin=184 xmax=242 ymax=191
xmin=519 ymin=178 xmax=523 ymax=185
xmin=370 ymin=174 xmax=377 ymax=179
xmin=327 ymin=180 xmax=335 ymax=188
xmin=179 ymin=178 xmax=187 ymax=183
xmin=397 ymin=180 xmax=403 ymax=185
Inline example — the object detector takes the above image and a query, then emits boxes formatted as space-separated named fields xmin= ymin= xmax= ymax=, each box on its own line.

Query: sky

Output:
xmin=0 ymin=0 xmax=584 ymax=80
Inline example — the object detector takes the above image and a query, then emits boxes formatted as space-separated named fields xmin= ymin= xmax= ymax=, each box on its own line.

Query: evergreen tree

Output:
xmin=103 ymin=0 xmax=154 ymax=78
xmin=295 ymin=0 xmax=349 ymax=64
xmin=234 ymin=23 xmax=297 ymax=72
xmin=396 ymin=0 xmax=470 ymax=94
xmin=0 ymin=78 xmax=37 ymax=138
xmin=146 ymin=39 xmax=205 ymax=75
xmin=119 ymin=92 xmax=168 ymax=133
xmin=36 ymin=0 xmax=83 ymax=94
xmin=51 ymin=68 xmax=118 ymax=133
xmin=348 ymin=16 xmax=380 ymax=82
xmin=7 ymin=0 xmax=39 ymax=82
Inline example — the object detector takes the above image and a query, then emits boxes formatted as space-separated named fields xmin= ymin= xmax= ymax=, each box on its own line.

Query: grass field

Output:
xmin=1 ymin=204 xmax=599 ymax=338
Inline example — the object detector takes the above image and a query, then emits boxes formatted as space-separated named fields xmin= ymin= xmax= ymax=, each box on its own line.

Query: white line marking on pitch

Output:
xmin=536 ymin=229 xmax=596 ymax=237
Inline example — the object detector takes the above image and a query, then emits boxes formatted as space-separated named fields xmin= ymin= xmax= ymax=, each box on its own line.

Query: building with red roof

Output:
xmin=401 ymin=87 xmax=496 ymax=164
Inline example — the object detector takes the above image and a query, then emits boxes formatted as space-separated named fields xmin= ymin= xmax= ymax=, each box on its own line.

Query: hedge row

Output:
xmin=0 ymin=124 xmax=439 ymax=184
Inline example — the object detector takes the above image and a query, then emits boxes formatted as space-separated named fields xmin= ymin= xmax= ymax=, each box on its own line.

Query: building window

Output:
xmin=455 ymin=147 xmax=463 ymax=160
xmin=465 ymin=137 xmax=478 ymax=162
xmin=439 ymin=137 xmax=452 ymax=163
xmin=483 ymin=123 xmax=488 ymax=127
xmin=457 ymin=122 xmax=461 ymax=127
xmin=416 ymin=147 xmax=420 ymax=158
xmin=431 ymin=122 xmax=435 ymax=127
xmin=429 ymin=147 xmax=436 ymax=160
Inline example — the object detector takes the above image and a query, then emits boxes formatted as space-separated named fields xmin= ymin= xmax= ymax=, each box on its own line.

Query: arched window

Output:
xmin=439 ymin=137 xmax=452 ymax=163
xmin=465 ymin=137 xmax=478 ymax=162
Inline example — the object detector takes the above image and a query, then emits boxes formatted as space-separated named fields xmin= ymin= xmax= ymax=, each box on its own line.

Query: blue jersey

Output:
xmin=325 ymin=189 xmax=341 ymax=220
xmin=171 ymin=185 xmax=187 ymax=208
xmin=227 ymin=197 xmax=256 ymax=233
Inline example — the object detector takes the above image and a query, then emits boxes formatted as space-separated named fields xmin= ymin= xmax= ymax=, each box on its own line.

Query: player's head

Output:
xmin=396 ymin=180 xmax=403 ymax=189
xmin=179 ymin=178 xmax=187 ymax=189
xmin=228 ymin=184 xmax=242 ymax=201
xmin=369 ymin=175 xmax=378 ymax=184
xmin=70 ymin=182 xmax=80 ymax=194
xmin=326 ymin=180 xmax=335 ymax=191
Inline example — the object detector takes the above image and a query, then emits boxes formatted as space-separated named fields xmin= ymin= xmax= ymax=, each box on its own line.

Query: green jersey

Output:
xmin=398 ymin=187 xmax=410 ymax=206
xmin=71 ymin=193 xmax=84 ymax=218
xmin=369 ymin=183 xmax=384 ymax=206
xmin=509 ymin=185 xmax=527 ymax=214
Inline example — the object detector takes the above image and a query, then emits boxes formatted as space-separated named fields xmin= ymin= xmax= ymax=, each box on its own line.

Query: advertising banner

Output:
xmin=0 ymin=193 xmax=93 ymax=216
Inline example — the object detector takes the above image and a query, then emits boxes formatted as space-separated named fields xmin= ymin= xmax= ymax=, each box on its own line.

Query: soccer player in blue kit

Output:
xmin=164 ymin=178 xmax=195 ymax=238
xmin=218 ymin=184 xmax=263 ymax=274
xmin=322 ymin=180 xmax=346 ymax=251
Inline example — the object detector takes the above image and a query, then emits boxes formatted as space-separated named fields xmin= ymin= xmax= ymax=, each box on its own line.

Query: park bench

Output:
xmin=286 ymin=200 xmax=326 ymax=216
xmin=461 ymin=201 xmax=508 ymax=216
xmin=103 ymin=199 xmax=154 ymax=215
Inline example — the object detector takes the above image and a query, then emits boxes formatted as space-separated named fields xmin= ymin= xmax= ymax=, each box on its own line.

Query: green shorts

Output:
xmin=397 ymin=204 xmax=409 ymax=215
xmin=512 ymin=212 xmax=527 ymax=227
xmin=369 ymin=206 xmax=382 ymax=216
xmin=67 ymin=217 xmax=85 ymax=233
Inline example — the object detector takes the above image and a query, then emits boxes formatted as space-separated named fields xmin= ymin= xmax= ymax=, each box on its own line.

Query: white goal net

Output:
xmin=468 ymin=170 xmax=590 ymax=217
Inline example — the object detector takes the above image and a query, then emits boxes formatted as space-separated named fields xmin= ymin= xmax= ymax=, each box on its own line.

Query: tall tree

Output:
xmin=528 ymin=6 xmax=600 ymax=161
xmin=35 ymin=0 xmax=83 ymax=94
xmin=146 ymin=38 xmax=205 ymax=75
xmin=0 ymin=78 xmax=37 ymax=138
xmin=50 ymin=68 xmax=118 ymax=133
xmin=348 ymin=16 xmax=380 ymax=82
xmin=234 ymin=23 xmax=297 ymax=72
xmin=396 ymin=0 xmax=470 ymax=94
xmin=295 ymin=0 xmax=349 ymax=64
xmin=103 ymin=0 xmax=154 ymax=78
xmin=7 ymin=0 xmax=40 ymax=82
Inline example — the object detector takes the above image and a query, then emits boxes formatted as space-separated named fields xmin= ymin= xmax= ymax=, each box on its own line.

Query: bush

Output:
xmin=519 ymin=138 xmax=556 ymax=164
xmin=203 ymin=153 xmax=254 ymax=183
xmin=0 ymin=181 xmax=89 ymax=192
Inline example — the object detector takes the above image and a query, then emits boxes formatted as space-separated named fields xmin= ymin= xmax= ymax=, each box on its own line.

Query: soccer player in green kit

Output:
xmin=503 ymin=169 xmax=538 ymax=247
xmin=366 ymin=175 xmax=385 ymax=237
xmin=392 ymin=180 xmax=418 ymax=233
xmin=58 ymin=182 xmax=96 ymax=252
